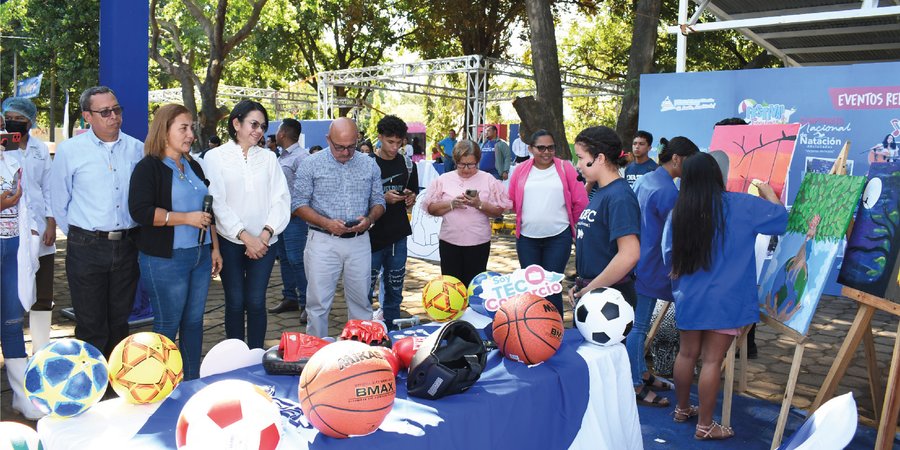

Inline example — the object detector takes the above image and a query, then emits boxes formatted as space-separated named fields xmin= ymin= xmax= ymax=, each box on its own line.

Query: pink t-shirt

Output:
xmin=421 ymin=170 xmax=512 ymax=246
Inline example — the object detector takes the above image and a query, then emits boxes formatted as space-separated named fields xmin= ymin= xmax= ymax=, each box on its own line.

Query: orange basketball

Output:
xmin=298 ymin=340 xmax=396 ymax=438
xmin=492 ymin=292 xmax=564 ymax=365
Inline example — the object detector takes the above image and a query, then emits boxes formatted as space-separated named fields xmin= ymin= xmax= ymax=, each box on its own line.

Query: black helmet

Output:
xmin=407 ymin=321 xmax=487 ymax=400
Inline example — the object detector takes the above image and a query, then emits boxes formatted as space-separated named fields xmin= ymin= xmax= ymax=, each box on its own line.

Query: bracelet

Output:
xmin=263 ymin=225 xmax=274 ymax=236
xmin=236 ymin=228 xmax=246 ymax=240
xmin=449 ymin=201 xmax=454 ymax=211
xmin=477 ymin=202 xmax=484 ymax=211
xmin=164 ymin=211 xmax=170 ymax=225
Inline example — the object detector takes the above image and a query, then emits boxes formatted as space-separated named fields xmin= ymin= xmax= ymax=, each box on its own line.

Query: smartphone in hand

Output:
xmin=344 ymin=219 xmax=361 ymax=228
xmin=465 ymin=189 xmax=478 ymax=198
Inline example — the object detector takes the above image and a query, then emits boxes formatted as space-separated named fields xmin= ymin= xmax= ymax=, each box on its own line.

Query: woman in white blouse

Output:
xmin=203 ymin=100 xmax=290 ymax=349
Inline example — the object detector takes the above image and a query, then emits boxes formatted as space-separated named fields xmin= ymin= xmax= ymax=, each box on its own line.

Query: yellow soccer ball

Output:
xmin=108 ymin=332 xmax=184 ymax=404
xmin=422 ymin=275 xmax=469 ymax=321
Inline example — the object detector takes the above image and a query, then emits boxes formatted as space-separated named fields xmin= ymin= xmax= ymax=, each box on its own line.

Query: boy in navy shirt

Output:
xmin=624 ymin=130 xmax=658 ymax=189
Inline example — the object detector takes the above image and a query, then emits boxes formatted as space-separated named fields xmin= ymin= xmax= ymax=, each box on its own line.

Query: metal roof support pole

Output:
xmin=676 ymin=0 xmax=688 ymax=72
xmin=317 ymin=73 xmax=332 ymax=119
xmin=688 ymin=0 xmax=711 ymax=25
xmin=861 ymin=0 xmax=878 ymax=9
xmin=464 ymin=55 xmax=487 ymax=141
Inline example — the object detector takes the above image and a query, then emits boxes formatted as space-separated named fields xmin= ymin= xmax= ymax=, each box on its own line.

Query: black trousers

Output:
xmin=66 ymin=228 xmax=139 ymax=356
xmin=438 ymin=240 xmax=491 ymax=287
xmin=33 ymin=253 xmax=55 ymax=310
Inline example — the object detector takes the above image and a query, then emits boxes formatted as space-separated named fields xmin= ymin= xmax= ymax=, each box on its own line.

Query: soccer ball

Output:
xmin=574 ymin=288 xmax=634 ymax=346
xmin=108 ymin=332 xmax=184 ymax=404
xmin=23 ymin=339 xmax=108 ymax=418
xmin=422 ymin=275 xmax=469 ymax=321
xmin=0 ymin=421 xmax=43 ymax=450
xmin=176 ymin=380 xmax=282 ymax=450
xmin=467 ymin=271 xmax=501 ymax=318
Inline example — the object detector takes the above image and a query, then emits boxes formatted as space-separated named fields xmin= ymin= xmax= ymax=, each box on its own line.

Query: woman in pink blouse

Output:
xmin=423 ymin=140 xmax=512 ymax=286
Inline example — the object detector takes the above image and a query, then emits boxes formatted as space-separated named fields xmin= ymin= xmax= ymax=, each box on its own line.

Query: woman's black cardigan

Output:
xmin=128 ymin=155 xmax=211 ymax=258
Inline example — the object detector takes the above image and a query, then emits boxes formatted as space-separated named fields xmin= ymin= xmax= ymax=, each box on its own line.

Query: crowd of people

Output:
xmin=0 ymin=85 xmax=790 ymax=440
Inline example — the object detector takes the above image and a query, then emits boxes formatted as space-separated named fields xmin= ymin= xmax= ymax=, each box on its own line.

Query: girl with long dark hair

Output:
xmin=628 ymin=136 xmax=699 ymax=407
xmin=662 ymin=152 xmax=787 ymax=440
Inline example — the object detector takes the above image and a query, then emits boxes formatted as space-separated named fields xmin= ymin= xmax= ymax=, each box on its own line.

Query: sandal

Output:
xmin=643 ymin=373 xmax=674 ymax=392
xmin=672 ymin=405 xmax=699 ymax=423
xmin=636 ymin=385 xmax=670 ymax=407
xmin=695 ymin=421 xmax=734 ymax=440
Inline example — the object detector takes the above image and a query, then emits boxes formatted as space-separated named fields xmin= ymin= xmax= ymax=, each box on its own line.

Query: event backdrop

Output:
xmin=640 ymin=61 xmax=900 ymax=295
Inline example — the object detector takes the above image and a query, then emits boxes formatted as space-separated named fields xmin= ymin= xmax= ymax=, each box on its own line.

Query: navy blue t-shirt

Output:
xmin=575 ymin=178 xmax=641 ymax=280
xmin=624 ymin=159 xmax=659 ymax=189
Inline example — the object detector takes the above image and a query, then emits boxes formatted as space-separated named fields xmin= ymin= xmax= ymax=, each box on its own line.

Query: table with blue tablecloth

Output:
xmin=37 ymin=327 xmax=643 ymax=449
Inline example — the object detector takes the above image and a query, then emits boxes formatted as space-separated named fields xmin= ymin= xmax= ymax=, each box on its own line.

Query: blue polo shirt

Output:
xmin=662 ymin=192 xmax=787 ymax=330
xmin=575 ymin=178 xmax=641 ymax=280
xmin=625 ymin=159 xmax=659 ymax=189
xmin=634 ymin=167 xmax=678 ymax=300
xmin=163 ymin=157 xmax=211 ymax=249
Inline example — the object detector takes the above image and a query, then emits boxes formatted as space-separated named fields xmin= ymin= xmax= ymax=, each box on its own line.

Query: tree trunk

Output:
xmin=514 ymin=0 xmax=569 ymax=159
xmin=615 ymin=0 xmax=661 ymax=147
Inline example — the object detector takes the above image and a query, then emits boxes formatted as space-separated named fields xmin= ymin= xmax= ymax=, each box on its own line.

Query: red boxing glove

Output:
xmin=392 ymin=336 xmax=428 ymax=369
xmin=340 ymin=320 xmax=390 ymax=347
xmin=279 ymin=332 xmax=330 ymax=362
xmin=376 ymin=347 xmax=401 ymax=377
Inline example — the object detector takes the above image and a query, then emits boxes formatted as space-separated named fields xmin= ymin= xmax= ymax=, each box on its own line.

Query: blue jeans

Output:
xmin=370 ymin=239 xmax=407 ymax=328
xmin=274 ymin=216 xmax=308 ymax=306
xmin=515 ymin=229 xmax=573 ymax=318
xmin=625 ymin=293 xmax=657 ymax=387
xmin=139 ymin=246 xmax=212 ymax=380
xmin=219 ymin=238 xmax=276 ymax=349
xmin=1 ymin=236 xmax=25 ymax=358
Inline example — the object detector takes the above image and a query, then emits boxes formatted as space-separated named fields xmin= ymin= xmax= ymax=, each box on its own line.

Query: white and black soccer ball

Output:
xmin=574 ymin=287 xmax=634 ymax=346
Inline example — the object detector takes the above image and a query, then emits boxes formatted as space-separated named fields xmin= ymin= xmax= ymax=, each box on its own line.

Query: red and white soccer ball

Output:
xmin=176 ymin=380 xmax=282 ymax=450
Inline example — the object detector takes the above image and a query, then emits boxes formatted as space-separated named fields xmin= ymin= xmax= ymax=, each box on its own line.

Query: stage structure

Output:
xmin=315 ymin=55 xmax=622 ymax=140
xmin=148 ymin=84 xmax=318 ymax=120
xmin=669 ymin=0 xmax=900 ymax=72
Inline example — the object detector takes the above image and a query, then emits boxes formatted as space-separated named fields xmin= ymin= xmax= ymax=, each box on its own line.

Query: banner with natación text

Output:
xmin=639 ymin=61 xmax=900 ymax=295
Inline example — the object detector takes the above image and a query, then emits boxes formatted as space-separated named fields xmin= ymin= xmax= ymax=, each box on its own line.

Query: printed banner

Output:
xmin=478 ymin=265 xmax=565 ymax=315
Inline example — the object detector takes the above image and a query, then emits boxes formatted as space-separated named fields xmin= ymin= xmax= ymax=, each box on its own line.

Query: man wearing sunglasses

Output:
xmin=50 ymin=86 xmax=144 ymax=357
xmin=292 ymin=118 xmax=385 ymax=337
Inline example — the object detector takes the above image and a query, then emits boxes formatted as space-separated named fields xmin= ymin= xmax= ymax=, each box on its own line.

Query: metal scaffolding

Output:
xmin=148 ymin=84 xmax=318 ymax=119
xmin=316 ymin=55 xmax=622 ymax=139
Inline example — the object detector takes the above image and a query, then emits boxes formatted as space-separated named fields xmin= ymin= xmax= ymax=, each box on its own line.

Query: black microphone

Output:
xmin=198 ymin=195 xmax=213 ymax=244
xmin=585 ymin=160 xmax=594 ymax=167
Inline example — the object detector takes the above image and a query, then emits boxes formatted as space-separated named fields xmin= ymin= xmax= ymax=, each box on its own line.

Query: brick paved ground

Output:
xmin=2 ymin=232 xmax=898 ymax=437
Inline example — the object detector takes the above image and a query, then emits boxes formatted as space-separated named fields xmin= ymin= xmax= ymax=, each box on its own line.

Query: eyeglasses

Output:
xmin=533 ymin=145 xmax=555 ymax=153
xmin=246 ymin=120 xmax=267 ymax=131
xmin=331 ymin=142 xmax=359 ymax=153
xmin=457 ymin=163 xmax=477 ymax=169
xmin=87 ymin=106 xmax=123 ymax=118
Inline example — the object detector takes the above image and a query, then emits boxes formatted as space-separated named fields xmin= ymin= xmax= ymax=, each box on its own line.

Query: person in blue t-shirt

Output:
xmin=629 ymin=136 xmax=699 ymax=408
xmin=662 ymin=153 xmax=787 ymax=440
xmin=624 ymin=130 xmax=658 ymax=189
xmin=569 ymin=126 xmax=640 ymax=319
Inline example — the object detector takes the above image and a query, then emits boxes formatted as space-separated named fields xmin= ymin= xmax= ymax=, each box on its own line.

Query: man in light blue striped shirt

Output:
xmin=49 ymin=86 xmax=144 ymax=356
xmin=292 ymin=118 xmax=385 ymax=337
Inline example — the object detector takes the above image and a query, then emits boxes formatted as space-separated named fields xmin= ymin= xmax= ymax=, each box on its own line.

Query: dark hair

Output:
xmin=412 ymin=136 xmax=424 ymax=155
xmin=715 ymin=117 xmax=748 ymax=126
xmin=658 ymin=136 xmax=699 ymax=164
xmin=280 ymin=118 xmax=302 ymax=142
xmin=79 ymin=86 xmax=115 ymax=111
xmin=487 ymin=125 xmax=498 ymax=133
xmin=377 ymin=115 xmax=408 ymax=138
xmin=208 ymin=135 xmax=221 ymax=145
xmin=884 ymin=134 xmax=897 ymax=150
xmin=574 ymin=126 xmax=627 ymax=168
xmin=530 ymin=129 xmax=553 ymax=145
xmin=358 ymin=140 xmax=373 ymax=153
xmin=227 ymin=99 xmax=269 ymax=142
xmin=670 ymin=152 xmax=726 ymax=277
xmin=309 ymin=145 xmax=323 ymax=153
xmin=634 ymin=130 xmax=653 ymax=146
xmin=266 ymin=135 xmax=276 ymax=143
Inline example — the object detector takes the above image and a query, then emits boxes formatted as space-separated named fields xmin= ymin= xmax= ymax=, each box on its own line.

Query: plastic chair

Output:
xmin=777 ymin=392 xmax=858 ymax=450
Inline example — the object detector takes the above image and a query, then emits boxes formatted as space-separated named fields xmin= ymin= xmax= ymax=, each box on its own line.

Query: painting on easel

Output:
xmin=838 ymin=161 xmax=900 ymax=302
xmin=708 ymin=124 xmax=800 ymax=199
xmin=758 ymin=172 xmax=866 ymax=335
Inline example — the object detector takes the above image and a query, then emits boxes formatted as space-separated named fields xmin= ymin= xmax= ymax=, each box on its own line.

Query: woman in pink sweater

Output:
xmin=508 ymin=130 xmax=588 ymax=317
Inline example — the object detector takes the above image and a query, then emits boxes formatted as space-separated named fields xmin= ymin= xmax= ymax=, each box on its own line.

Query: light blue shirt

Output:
xmin=50 ymin=128 xmax=144 ymax=233
xmin=163 ymin=157 xmax=211 ymax=249
xmin=278 ymin=142 xmax=308 ymax=204
xmin=292 ymin=148 xmax=385 ymax=221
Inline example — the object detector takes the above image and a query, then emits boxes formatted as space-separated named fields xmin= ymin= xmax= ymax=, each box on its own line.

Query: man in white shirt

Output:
xmin=511 ymin=133 xmax=530 ymax=164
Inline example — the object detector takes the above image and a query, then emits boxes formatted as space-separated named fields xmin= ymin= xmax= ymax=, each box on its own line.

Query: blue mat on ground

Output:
xmin=638 ymin=386 xmax=896 ymax=449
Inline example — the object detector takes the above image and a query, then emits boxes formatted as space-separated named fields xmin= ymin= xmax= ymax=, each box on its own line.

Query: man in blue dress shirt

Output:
xmin=50 ymin=86 xmax=144 ymax=356
xmin=292 ymin=118 xmax=385 ymax=337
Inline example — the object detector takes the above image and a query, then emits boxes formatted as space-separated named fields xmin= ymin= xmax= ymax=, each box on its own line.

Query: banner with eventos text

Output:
xmin=639 ymin=61 xmax=900 ymax=295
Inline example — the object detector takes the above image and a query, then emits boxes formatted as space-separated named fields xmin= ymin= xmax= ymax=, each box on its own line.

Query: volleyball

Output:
xmin=108 ymin=332 xmax=184 ymax=404
xmin=422 ymin=275 xmax=469 ymax=321
xmin=467 ymin=271 xmax=501 ymax=317
xmin=23 ymin=339 xmax=108 ymax=418
xmin=176 ymin=380 xmax=282 ymax=450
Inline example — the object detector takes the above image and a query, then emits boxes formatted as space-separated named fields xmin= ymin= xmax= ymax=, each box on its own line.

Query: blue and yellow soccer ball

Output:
xmin=24 ymin=339 xmax=109 ymax=418
xmin=467 ymin=271 xmax=501 ymax=318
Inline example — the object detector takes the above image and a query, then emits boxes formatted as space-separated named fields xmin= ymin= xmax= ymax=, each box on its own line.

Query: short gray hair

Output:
xmin=79 ymin=86 xmax=115 ymax=111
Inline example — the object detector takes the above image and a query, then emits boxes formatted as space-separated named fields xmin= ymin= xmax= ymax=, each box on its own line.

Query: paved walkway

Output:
xmin=2 ymin=233 xmax=898 ymax=435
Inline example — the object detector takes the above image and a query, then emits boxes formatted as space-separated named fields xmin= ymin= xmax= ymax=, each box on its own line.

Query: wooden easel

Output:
xmin=811 ymin=287 xmax=898 ymax=450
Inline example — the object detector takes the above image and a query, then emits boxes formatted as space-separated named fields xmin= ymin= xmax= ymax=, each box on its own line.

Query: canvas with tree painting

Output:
xmin=709 ymin=124 xmax=800 ymax=198
xmin=838 ymin=161 xmax=900 ymax=301
xmin=758 ymin=172 xmax=866 ymax=335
